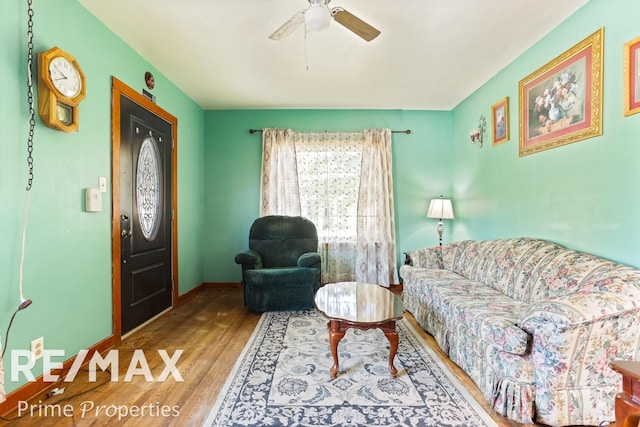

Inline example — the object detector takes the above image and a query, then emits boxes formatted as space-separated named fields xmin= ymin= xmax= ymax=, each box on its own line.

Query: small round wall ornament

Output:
xmin=145 ymin=71 xmax=155 ymax=90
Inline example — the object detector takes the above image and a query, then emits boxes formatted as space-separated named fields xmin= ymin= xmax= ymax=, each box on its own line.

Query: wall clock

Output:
xmin=37 ymin=46 xmax=86 ymax=132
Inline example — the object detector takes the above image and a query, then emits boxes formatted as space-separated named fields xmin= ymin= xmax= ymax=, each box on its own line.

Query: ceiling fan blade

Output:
xmin=269 ymin=10 xmax=305 ymax=41
xmin=331 ymin=7 xmax=380 ymax=42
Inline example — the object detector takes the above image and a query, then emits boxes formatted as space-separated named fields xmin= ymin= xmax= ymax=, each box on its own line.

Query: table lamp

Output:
xmin=427 ymin=196 xmax=454 ymax=246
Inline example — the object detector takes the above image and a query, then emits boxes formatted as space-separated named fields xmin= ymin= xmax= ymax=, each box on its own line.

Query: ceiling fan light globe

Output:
xmin=305 ymin=5 xmax=331 ymax=31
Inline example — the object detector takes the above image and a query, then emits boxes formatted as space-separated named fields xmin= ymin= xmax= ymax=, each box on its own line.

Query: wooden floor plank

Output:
xmin=1 ymin=287 xmax=529 ymax=426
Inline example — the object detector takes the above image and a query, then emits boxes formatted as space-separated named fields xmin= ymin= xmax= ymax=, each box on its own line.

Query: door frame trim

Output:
xmin=110 ymin=77 xmax=179 ymax=343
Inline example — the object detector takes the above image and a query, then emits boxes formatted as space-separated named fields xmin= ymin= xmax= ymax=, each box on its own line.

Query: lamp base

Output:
xmin=436 ymin=220 xmax=444 ymax=246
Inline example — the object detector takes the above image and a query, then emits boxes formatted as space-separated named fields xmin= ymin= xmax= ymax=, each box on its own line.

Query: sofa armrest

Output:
xmin=235 ymin=250 xmax=263 ymax=270
xmin=405 ymin=247 xmax=444 ymax=269
xmin=518 ymin=290 xmax=640 ymax=394
xmin=297 ymin=252 xmax=321 ymax=269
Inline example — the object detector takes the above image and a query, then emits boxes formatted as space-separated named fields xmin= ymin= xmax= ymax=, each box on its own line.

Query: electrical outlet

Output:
xmin=31 ymin=336 xmax=44 ymax=360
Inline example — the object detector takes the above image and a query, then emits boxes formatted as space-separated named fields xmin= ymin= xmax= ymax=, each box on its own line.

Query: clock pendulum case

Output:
xmin=37 ymin=46 xmax=86 ymax=132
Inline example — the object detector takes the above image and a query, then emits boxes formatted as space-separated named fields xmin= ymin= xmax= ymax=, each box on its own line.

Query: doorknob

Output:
xmin=121 ymin=214 xmax=131 ymax=238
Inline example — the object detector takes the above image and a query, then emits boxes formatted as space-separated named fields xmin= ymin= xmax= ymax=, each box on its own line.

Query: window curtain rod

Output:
xmin=248 ymin=128 xmax=411 ymax=134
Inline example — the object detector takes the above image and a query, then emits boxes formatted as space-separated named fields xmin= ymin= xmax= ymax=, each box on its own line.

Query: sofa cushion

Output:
xmin=433 ymin=279 xmax=531 ymax=355
xmin=519 ymin=250 xmax=619 ymax=303
xmin=402 ymin=267 xmax=531 ymax=355
xmin=399 ymin=266 xmax=462 ymax=288
xmin=406 ymin=247 xmax=443 ymax=269
xmin=442 ymin=237 xmax=622 ymax=304
xmin=447 ymin=238 xmax=558 ymax=299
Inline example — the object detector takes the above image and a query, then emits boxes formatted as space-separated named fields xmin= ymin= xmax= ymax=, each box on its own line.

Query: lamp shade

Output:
xmin=427 ymin=197 xmax=454 ymax=220
xmin=305 ymin=0 xmax=331 ymax=31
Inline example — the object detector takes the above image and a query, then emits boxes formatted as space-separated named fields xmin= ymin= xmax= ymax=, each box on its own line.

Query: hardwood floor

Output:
xmin=1 ymin=287 xmax=531 ymax=426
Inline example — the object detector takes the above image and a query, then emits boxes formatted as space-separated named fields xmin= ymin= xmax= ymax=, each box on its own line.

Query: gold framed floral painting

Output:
xmin=623 ymin=35 xmax=640 ymax=116
xmin=491 ymin=97 xmax=509 ymax=145
xmin=518 ymin=28 xmax=604 ymax=156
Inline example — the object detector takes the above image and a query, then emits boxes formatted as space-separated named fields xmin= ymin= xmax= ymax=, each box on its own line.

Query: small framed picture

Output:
xmin=623 ymin=36 xmax=640 ymax=116
xmin=491 ymin=97 xmax=509 ymax=145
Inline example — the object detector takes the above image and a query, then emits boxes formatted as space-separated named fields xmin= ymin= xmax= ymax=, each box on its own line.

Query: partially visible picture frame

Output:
xmin=518 ymin=28 xmax=603 ymax=156
xmin=623 ymin=35 xmax=640 ymax=116
xmin=491 ymin=97 xmax=509 ymax=145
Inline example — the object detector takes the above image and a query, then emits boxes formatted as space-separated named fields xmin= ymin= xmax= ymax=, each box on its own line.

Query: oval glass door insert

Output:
xmin=136 ymin=136 xmax=162 ymax=241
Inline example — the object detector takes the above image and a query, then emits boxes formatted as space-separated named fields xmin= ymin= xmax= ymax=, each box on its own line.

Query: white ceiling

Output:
xmin=78 ymin=0 xmax=589 ymax=110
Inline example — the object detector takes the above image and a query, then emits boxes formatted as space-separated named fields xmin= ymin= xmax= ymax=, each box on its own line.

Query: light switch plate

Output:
xmin=99 ymin=177 xmax=107 ymax=193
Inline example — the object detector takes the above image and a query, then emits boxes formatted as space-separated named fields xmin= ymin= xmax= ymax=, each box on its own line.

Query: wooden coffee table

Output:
xmin=314 ymin=282 xmax=405 ymax=379
xmin=610 ymin=361 xmax=640 ymax=427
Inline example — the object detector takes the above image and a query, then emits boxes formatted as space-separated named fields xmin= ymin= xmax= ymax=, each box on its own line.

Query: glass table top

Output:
xmin=314 ymin=282 xmax=405 ymax=324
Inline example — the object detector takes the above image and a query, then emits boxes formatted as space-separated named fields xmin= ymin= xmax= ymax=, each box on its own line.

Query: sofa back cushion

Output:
xmin=444 ymin=238 xmax=620 ymax=303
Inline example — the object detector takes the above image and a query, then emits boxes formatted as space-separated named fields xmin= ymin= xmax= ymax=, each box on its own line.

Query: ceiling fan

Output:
xmin=269 ymin=0 xmax=380 ymax=42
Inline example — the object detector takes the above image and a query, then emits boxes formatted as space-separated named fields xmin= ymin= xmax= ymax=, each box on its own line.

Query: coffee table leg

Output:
xmin=328 ymin=320 xmax=345 ymax=379
xmin=383 ymin=327 xmax=399 ymax=378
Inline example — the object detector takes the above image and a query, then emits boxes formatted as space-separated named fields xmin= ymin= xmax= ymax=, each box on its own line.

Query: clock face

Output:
xmin=48 ymin=56 xmax=82 ymax=98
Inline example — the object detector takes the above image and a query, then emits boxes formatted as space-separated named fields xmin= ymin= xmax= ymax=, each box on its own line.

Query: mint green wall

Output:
xmin=451 ymin=0 xmax=640 ymax=267
xmin=1 ymin=0 xmax=204 ymax=394
xmin=204 ymin=110 xmax=452 ymax=282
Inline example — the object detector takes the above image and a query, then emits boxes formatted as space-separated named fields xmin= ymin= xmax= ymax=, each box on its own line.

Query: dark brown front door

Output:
xmin=118 ymin=92 xmax=173 ymax=334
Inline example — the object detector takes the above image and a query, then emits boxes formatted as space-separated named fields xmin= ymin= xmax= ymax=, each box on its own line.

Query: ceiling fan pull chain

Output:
xmin=304 ymin=30 xmax=310 ymax=71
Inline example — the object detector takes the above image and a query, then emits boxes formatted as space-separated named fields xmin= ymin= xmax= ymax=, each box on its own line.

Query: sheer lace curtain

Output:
xmin=260 ymin=128 xmax=301 ymax=215
xmin=260 ymin=128 xmax=398 ymax=287
xmin=357 ymin=129 xmax=399 ymax=285
xmin=295 ymin=131 xmax=363 ymax=283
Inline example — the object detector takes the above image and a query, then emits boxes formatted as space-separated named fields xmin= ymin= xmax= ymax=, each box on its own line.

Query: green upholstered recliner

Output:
xmin=234 ymin=215 xmax=322 ymax=312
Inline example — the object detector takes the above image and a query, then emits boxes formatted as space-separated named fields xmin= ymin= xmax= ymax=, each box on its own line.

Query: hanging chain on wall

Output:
xmin=25 ymin=0 xmax=36 ymax=191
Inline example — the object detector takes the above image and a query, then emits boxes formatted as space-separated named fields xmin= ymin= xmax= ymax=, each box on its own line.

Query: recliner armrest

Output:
xmin=235 ymin=250 xmax=263 ymax=270
xmin=297 ymin=252 xmax=321 ymax=269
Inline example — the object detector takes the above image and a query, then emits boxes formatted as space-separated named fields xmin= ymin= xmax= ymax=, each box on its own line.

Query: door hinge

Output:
xmin=172 ymin=209 xmax=175 ymax=221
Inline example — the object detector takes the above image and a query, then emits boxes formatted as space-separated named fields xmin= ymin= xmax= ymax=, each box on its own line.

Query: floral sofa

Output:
xmin=399 ymin=237 xmax=640 ymax=426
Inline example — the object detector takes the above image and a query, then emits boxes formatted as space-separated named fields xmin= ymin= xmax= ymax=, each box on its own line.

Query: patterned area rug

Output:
xmin=205 ymin=310 xmax=497 ymax=427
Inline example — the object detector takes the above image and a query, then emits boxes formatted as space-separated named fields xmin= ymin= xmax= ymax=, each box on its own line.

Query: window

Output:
xmin=295 ymin=134 xmax=363 ymax=282
xmin=261 ymin=128 xmax=399 ymax=286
